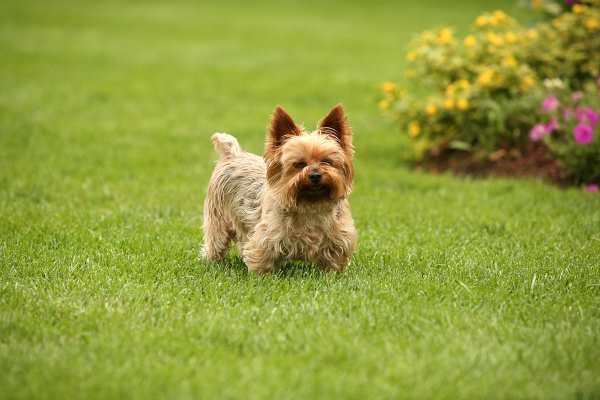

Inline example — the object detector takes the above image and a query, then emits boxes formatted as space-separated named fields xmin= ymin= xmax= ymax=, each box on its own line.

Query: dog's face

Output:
xmin=264 ymin=105 xmax=354 ymax=208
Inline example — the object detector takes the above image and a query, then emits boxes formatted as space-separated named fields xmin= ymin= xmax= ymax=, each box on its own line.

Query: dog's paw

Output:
xmin=198 ymin=244 xmax=223 ymax=263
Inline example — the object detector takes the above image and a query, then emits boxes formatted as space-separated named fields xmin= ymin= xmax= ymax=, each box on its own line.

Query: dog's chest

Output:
xmin=278 ymin=213 xmax=336 ymax=259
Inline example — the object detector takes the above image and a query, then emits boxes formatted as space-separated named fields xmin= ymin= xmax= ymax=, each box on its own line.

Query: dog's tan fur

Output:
xmin=201 ymin=105 xmax=357 ymax=273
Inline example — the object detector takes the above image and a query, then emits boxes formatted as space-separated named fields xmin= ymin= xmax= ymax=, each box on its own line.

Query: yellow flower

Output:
xmin=552 ymin=19 xmax=564 ymax=29
xmin=443 ymin=98 xmax=455 ymax=109
xmin=486 ymin=32 xmax=504 ymax=47
xmin=475 ymin=15 xmax=489 ymax=27
xmin=457 ymin=79 xmax=470 ymax=89
xmin=457 ymin=98 xmax=469 ymax=111
xmin=520 ymin=76 xmax=535 ymax=91
xmin=493 ymin=10 xmax=507 ymax=23
xmin=378 ymin=99 xmax=391 ymax=110
xmin=477 ymin=69 xmax=495 ymax=86
xmin=505 ymin=31 xmax=518 ymax=44
xmin=437 ymin=28 xmax=454 ymax=45
xmin=503 ymin=55 xmax=517 ymax=67
xmin=446 ymin=84 xmax=456 ymax=97
xmin=381 ymin=81 xmax=397 ymax=94
xmin=464 ymin=35 xmax=477 ymax=48
xmin=425 ymin=104 xmax=438 ymax=116
xmin=526 ymin=29 xmax=539 ymax=40
xmin=573 ymin=4 xmax=587 ymax=14
xmin=408 ymin=121 xmax=421 ymax=137
xmin=421 ymin=31 xmax=435 ymax=42
xmin=585 ymin=17 xmax=599 ymax=30
xmin=406 ymin=51 xmax=417 ymax=61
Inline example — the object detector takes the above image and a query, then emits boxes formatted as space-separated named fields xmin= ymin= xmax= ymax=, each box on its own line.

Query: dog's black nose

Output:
xmin=309 ymin=172 xmax=321 ymax=184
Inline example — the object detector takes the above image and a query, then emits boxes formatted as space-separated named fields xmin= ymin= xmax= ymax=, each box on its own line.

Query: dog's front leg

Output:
xmin=315 ymin=251 xmax=351 ymax=273
xmin=242 ymin=234 xmax=278 ymax=274
xmin=316 ymin=227 xmax=357 ymax=272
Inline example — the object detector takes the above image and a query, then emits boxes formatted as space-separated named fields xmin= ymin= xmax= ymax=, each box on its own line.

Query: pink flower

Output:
xmin=571 ymin=91 xmax=584 ymax=102
xmin=530 ymin=124 xmax=546 ymax=141
xmin=586 ymin=183 xmax=599 ymax=193
xmin=544 ymin=117 xmax=559 ymax=133
xmin=573 ymin=123 xmax=594 ymax=144
xmin=530 ymin=119 xmax=558 ymax=142
xmin=542 ymin=96 xmax=559 ymax=112
xmin=575 ymin=107 xmax=599 ymax=127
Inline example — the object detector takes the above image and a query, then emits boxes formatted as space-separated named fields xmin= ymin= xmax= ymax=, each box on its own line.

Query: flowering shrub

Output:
xmin=529 ymin=0 xmax=581 ymax=16
xmin=379 ymin=11 xmax=541 ymax=159
xmin=528 ymin=2 xmax=600 ymax=88
xmin=379 ymin=1 xmax=600 ymax=187
xmin=531 ymin=81 xmax=600 ymax=184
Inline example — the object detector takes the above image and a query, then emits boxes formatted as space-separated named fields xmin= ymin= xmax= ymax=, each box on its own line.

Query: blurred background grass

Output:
xmin=1 ymin=1 xmax=599 ymax=399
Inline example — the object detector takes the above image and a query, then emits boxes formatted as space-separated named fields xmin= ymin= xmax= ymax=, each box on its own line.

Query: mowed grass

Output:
xmin=1 ymin=0 xmax=600 ymax=399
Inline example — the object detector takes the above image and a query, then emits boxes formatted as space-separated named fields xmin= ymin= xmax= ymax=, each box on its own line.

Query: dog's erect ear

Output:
xmin=265 ymin=106 xmax=300 ymax=185
xmin=266 ymin=106 xmax=301 ymax=153
xmin=318 ymin=104 xmax=352 ymax=152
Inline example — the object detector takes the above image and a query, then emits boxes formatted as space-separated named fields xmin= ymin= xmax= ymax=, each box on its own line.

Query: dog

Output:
xmin=201 ymin=104 xmax=357 ymax=273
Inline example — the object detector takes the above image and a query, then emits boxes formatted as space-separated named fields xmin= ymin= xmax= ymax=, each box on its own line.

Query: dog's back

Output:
xmin=201 ymin=133 xmax=265 ymax=260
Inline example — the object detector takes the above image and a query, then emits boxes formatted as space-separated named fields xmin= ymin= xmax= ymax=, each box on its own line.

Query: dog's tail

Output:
xmin=211 ymin=132 xmax=242 ymax=159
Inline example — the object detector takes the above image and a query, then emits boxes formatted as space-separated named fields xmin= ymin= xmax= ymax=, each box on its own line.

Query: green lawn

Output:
xmin=1 ymin=0 xmax=600 ymax=399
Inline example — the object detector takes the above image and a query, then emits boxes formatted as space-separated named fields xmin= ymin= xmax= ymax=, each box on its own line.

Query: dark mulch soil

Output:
xmin=418 ymin=144 xmax=571 ymax=186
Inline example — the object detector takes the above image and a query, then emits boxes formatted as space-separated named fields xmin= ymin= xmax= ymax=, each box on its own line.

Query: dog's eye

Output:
xmin=321 ymin=158 xmax=332 ymax=165
xmin=293 ymin=161 xmax=307 ymax=169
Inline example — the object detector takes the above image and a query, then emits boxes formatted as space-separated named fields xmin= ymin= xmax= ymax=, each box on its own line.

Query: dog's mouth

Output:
xmin=298 ymin=184 xmax=331 ymax=201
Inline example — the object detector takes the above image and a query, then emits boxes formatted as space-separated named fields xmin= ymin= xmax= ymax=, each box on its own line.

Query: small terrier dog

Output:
xmin=201 ymin=104 xmax=357 ymax=273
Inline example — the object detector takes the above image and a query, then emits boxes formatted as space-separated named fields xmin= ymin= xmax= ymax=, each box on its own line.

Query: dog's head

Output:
xmin=264 ymin=104 xmax=354 ymax=208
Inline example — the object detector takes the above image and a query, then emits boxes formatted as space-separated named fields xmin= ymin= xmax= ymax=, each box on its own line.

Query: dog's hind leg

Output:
xmin=200 ymin=196 xmax=234 ymax=262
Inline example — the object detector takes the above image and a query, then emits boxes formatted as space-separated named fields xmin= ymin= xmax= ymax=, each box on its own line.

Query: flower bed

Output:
xmin=379 ymin=1 xmax=600 ymax=190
